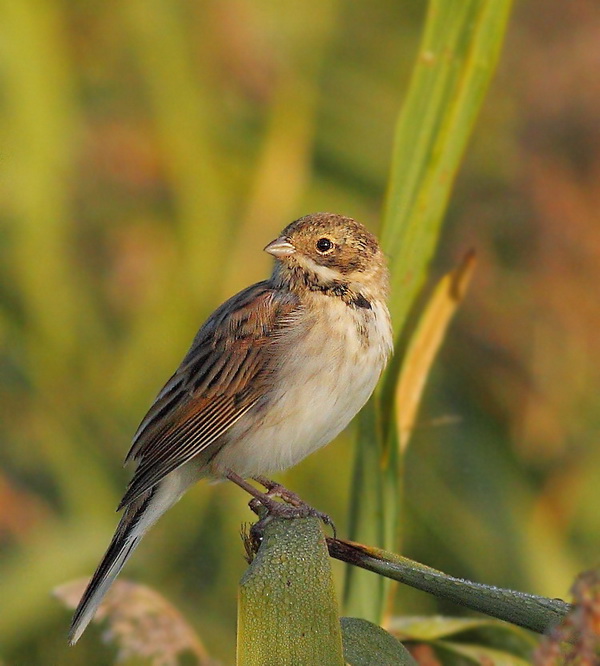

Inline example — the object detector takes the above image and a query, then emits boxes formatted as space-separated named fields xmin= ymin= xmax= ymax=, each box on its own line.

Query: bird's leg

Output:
xmin=226 ymin=470 xmax=310 ymax=518
xmin=252 ymin=475 xmax=305 ymax=507
xmin=226 ymin=470 xmax=336 ymax=536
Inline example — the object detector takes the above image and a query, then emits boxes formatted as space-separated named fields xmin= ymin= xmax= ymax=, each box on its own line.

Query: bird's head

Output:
xmin=265 ymin=212 xmax=388 ymax=299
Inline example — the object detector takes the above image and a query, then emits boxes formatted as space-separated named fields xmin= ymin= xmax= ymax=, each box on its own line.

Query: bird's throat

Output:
xmin=273 ymin=262 xmax=372 ymax=310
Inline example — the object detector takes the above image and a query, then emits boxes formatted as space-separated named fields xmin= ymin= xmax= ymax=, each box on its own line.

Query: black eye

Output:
xmin=316 ymin=237 xmax=333 ymax=253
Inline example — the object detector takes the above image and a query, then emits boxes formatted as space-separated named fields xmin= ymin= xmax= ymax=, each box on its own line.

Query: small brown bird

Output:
xmin=69 ymin=212 xmax=393 ymax=644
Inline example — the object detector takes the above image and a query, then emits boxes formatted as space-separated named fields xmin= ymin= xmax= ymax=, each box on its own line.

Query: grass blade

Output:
xmin=345 ymin=0 xmax=514 ymax=622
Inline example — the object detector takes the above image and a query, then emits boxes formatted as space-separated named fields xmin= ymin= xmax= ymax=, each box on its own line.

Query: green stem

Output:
xmin=332 ymin=538 xmax=569 ymax=635
xmin=237 ymin=517 xmax=345 ymax=665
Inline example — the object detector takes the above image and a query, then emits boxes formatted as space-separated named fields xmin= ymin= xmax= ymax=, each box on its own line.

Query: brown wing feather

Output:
xmin=118 ymin=281 xmax=302 ymax=510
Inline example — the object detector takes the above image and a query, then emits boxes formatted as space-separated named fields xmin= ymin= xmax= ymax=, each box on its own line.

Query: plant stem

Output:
xmin=332 ymin=537 xmax=569 ymax=635
xmin=237 ymin=516 xmax=345 ymax=665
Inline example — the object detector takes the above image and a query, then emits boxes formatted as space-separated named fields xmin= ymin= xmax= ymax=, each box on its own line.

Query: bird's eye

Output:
xmin=316 ymin=237 xmax=333 ymax=253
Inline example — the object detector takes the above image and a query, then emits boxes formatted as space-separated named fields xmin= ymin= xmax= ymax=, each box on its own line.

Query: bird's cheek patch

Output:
xmin=299 ymin=256 xmax=343 ymax=283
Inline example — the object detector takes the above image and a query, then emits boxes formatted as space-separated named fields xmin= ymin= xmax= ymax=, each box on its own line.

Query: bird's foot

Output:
xmin=252 ymin=475 xmax=336 ymax=537
xmin=226 ymin=470 xmax=336 ymax=537
xmin=248 ymin=497 xmax=337 ymax=542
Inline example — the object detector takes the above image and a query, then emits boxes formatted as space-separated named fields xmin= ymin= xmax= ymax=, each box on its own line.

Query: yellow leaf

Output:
xmin=395 ymin=250 xmax=476 ymax=454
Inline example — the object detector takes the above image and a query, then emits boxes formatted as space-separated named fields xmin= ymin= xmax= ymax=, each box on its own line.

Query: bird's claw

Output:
xmin=248 ymin=493 xmax=337 ymax=538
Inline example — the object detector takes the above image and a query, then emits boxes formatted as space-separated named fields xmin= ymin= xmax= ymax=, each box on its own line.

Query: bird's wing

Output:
xmin=118 ymin=281 xmax=303 ymax=509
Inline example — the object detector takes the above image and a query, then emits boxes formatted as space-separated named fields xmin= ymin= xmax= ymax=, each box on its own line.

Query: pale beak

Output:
xmin=264 ymin=236 xmax=296 ymax=258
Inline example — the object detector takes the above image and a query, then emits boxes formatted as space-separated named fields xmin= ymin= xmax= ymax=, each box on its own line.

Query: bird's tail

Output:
xmin=68 ymin=471 xmax=194 ymax=645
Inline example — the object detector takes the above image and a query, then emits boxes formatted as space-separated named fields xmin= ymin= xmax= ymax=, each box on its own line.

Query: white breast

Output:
xmin=212 ymin=295 xmax=393 ymax=477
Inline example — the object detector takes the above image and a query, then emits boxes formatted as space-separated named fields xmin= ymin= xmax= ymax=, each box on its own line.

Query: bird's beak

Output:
xmin=264 ymin=236 xmax=296 ymax=258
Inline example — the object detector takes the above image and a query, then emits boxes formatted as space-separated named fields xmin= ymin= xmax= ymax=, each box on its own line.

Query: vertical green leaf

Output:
xmin=383 ymin=0 xmax=513 ymax=327
xmin=345 ymin=0 xmax=514 ymax=622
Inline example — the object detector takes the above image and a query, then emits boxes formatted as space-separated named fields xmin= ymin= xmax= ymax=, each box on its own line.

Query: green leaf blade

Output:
xmin=345 ymin=0 xmax=514 ymax=624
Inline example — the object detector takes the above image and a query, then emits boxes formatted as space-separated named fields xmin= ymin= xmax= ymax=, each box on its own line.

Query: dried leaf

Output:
xmin=534 ymin=568 xmax=600 ymax=665
xmin=395 ymin=250 xmax=476 ymax=453
xmin=54 ymin=578 xmax=215 ymax=666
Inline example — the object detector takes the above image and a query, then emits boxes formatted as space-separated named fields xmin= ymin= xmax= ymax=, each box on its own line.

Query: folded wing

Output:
xmin=118 ymin=281 xmax=303 ymax=509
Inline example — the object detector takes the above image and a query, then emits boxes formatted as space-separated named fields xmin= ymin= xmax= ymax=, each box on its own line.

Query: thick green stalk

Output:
xmin=237 ymin=517 xmax=344 ymax=666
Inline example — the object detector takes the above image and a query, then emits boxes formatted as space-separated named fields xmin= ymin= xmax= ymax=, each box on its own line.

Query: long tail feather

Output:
xmin=68 ymin=495 xmax=150 ymax=645
xmin=69 ymin=467 xmax=197 ymax=645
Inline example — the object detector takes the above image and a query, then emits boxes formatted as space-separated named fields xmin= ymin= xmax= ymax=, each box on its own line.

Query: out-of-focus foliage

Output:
xmin=1 ymin=1 xmax=600 ymax=665
xmin=392 ymin=615 xmax=537 ymax=665
xmin=55 ymin=579 xmax=213 ymax=665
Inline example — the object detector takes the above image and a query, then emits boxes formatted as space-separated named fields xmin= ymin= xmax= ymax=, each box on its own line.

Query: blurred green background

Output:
xmin=1 ymin=0 xmax=600 ymax=663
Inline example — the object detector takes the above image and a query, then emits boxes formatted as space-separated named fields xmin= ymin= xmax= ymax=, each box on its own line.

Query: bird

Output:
xmin=69 ymin=212 xmax=393 ymax=645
